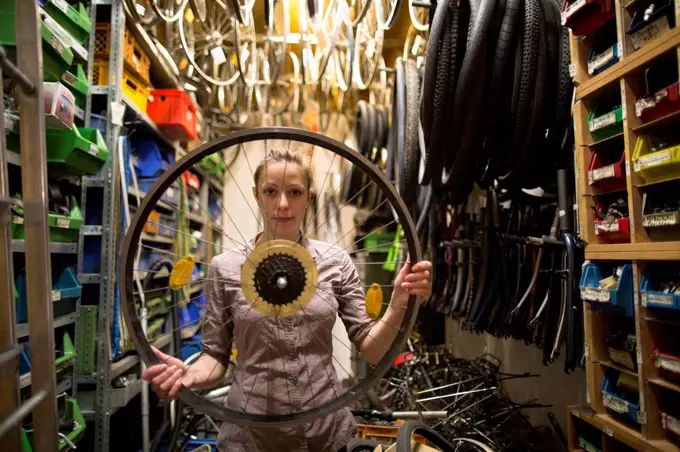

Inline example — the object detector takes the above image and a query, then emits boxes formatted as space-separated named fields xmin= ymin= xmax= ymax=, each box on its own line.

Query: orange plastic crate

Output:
xmin=94 ymin=23 xmax=151 ymax=84
xmin=92 ymin=59 xmax=151 ymax=112
xmin=148 ymin=89 xmax=198 ymax=141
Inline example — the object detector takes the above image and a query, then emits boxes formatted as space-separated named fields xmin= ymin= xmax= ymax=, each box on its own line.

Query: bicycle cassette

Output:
xmin=240 ymin=239 xmax=318 ymax=317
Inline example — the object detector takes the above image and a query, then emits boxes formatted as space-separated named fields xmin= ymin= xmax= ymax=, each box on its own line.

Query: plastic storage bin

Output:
xmin=601 ymin=371 xmax=640 ymax=424
xmin=61 ymin=64 xmax=89 ymax=107
xmin=24 ymin=396 xmax=86 ymax=451
xmin=636 ymin=82 xmax=680 ymax=122
xmin=92 ymin=59 xmax=151 ymax=112
xmin=94 ymin=24 xmax=151 ymax=84
xmin=640 ymin=265 xmax=680 ymax=310
xmin=561 ymin=0 xmax=615 ymax=36
xmin=588 ymin=105 xmax=624 ymax=141
xmin=579 ymin=263 xmax=634 ymax=316
xmin=587 ymin=43 xmax=620 ymax=76
xmin=42 ymin=0 xmax=91 ymax=44
xmin=632 ymin=135 xmax=680 ymax=184
xmin=137 ymin=178 xmax=180 ymax=206
xmin=11 ymin=195 xmax=83 ymax=243
xmin=132 ymin=139 xmax=170 ymax=178
xmin=587 ymin=150 xmax=627 ymax=193
xmin=594 ymin=216 xmax=630 ymax=242
xmin=15 ymin=267 xmax=82 ymax=323
xmin=44 ymin=82 xmax=76 ymax=130
xmin=653 ymin=350 xmax=680 ymax=381
xmin=46 ymin=127 xmax=109 ymax=175
xmin=147 ymin=90 xmax=199 ymax=141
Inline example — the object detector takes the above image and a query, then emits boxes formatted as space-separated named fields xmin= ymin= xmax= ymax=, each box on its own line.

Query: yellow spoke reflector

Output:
xmin=365 ymin=283 xmax=383 ymax=319
xmin=170 ymin=255 xmax=196 ymax=290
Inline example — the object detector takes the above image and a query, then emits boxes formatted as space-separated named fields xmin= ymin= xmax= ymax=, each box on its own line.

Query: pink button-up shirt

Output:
xmin=202 ymin=236 xmax=376 ymax=451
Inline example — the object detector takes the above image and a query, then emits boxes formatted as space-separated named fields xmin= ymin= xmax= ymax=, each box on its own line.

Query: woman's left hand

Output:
xmin=392 ymin=260 xmax=433 ymax=306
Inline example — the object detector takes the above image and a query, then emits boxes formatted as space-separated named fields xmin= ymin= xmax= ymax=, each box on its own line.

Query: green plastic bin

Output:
xmin=24 ymin=396 xmax=86 ymax=451
xmin=200 ymin=153 xmax=226 ymax=179
xmin=0 ymin=2 xmax=74 ymax=81
xmin=588 ymin=105 xmax=624 ymax=141
xmin=61 ymin=65 xmax=88 ymax=107
xmin=46 ymin=127 xmax=109 ymax=175
xmin=11 ymin=195 xmax=83 ymax=243
xmin=42 ymin=0 xmax=91 ymax=44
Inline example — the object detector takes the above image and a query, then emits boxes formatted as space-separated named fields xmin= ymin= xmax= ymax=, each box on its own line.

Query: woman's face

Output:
xmin=253 ymin=161 xmax=310 ymax=240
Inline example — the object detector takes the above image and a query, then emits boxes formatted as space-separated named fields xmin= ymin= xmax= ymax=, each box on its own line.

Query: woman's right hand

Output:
xmin=142 ymin=345 xmax=196 ymax=400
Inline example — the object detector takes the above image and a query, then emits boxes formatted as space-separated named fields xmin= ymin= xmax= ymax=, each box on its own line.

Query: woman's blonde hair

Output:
xmin=253 ymin=148 xmax=314 ymax=190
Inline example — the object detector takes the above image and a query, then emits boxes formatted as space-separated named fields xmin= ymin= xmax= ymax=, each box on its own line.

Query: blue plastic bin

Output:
xmin=640 ymin=266 xmax=680 ymax=310
xmin=90 ymin=113 xmax=107 ymax=136
xmin=136 ymin=178 xmax=179 ymax=206
xmin=131 ymin=140 xmax=171 ymax=178
xmin=16 ymin=267 xmax=82 ymax=323
xmin=601 ymin=370 xmax=640 ymax=424
xmin=579 ymin=263 xmax=634 ymax=317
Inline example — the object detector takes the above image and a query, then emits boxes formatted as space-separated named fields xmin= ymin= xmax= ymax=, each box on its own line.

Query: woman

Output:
xmin=143 ymin=148 xmax=432 ymax=451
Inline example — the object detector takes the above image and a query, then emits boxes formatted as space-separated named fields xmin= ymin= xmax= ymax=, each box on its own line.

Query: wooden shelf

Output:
xmin=584 ymin=131 xmax=625 ymax=147
xmin=576 ymin=28 xmax=680 ymax=101
xmin=649 ymin=377 xmax=680 ymax=394
xmin=600 ymin=360 xmax=638 ymax=377
xmin=585 ymin=242 xmax=680 ymax=260
xmin=632 ymin=109 xmax=680 ymax=133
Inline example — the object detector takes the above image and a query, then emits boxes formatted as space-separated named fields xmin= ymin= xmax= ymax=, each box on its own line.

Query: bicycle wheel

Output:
xmin=120 ymin=128 xmax=422 ymax=428
xmin=353 ymin=0 xmax=385 ymax=90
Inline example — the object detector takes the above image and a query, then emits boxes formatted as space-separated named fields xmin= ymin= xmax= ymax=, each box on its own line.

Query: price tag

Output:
xmin=569 ymin=63 xmax=576 ymax=78
xmin=411 ymin=35 xmax=423 ymax=56
xmin=52 ymin=290 xmax=61 ymax=302
xmin=630 ymin=17 xmax=670 ymax=50
xmin=52 ymin=0 xmax=69 ymax=14
xmin=647 ymin=293 xmax=675 ymax=306
xmin=592 ymin=164 xmax=616 ymax=182
xmin=635 ymin=150 xmax=671 ymax=171
xmin=56 ymin=217 xmax=70 ymax=228
xmin=589 ymin=112 xmax=617 ymax=132
xmin=211 ymin=46 xmax=228 ymax=66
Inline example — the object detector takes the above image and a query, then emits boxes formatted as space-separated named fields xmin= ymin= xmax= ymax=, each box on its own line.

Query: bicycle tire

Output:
xmin=401 ymin=59 xmax=420 ymax=210
xmin=395 ymin=421 xmax=455 ymax=452
xmin=120 ymin=127 xmax=422 ymax=427
xmin=392 ymin=58 xmax=407 ymax=195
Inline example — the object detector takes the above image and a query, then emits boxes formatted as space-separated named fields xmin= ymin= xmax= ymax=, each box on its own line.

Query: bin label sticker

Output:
xmin=603 ymin=395 xmax=628 ymax=414
xmin=609 ymin=348 xmax=635 ymax=370
xmin=657 ymin=357 xmax=680 ymax=374
xmin=89 ymin=144 xmax=100 ymax=156
xmin=631 ymin=17 xmax=670 ymax=50
xmin=643 ymin=212 xmax=679 ymax=228
xmin=589 ymin=112 xmax=617 ymax=131
xmin=62 ymin=71 xmax=78 ymax=86
xmin=561 ymin=0 xmax=586 ymax=24
xmin=634 ymin=150 xmax=671 ymax=171
xmin=56 ymin=217 xmax=70 ymax=228
xmin=52 ymin=290 xmax=61 ymax=302
xmin=591 ymin=164 xmax=616 ymax=182
xmin=664 ymin=413 xmax=680 ymax=435
xmin=596 ymin=220 xmax=620 ymax=233
xmin=647 ymin=293 xmax=675 ymax=306
xmin=12 ymin=216 xmax=24 ymax=224
xmin=52 ymin=0 xmax=69 ymax=14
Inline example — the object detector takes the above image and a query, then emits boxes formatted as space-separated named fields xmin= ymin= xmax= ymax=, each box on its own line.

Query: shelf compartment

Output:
xmin=94 ymin=23 xmax=151 ymax=85
xmin=625 ymin=0 xmax=675 ymax=52
xmin=579 ymin=263 xmax=634 ymax=316
xmin=92 ymin=59 xmax=152 ymax=113
xmin=640 ymin=264 xmax=680 ymax=310
xmin=42 ymin=0 xmax=91 ymax=44
xmin=11 ymin=195 xmax=83 ymax=243
xmin=632 ymin=135 xmax=680 ymax=184
xmin=636 ymin=83 xmax=680 ymax=122
xmin=45 ymin=127 xmax=109 ymax=175
xmin=588 ymin=43 xmax=621 ymax=77
xmin=588 ymin=149 xmax=627 ymax=194
xmin=594 ymin=216 xmax=631 ymax=243
xmin=653 ymin=349 xmax=680 ymax=382
xmin=600 ymin=370 xmax=641 ymax=424
xmin=561 ymin=0 xmax=615 ymax=37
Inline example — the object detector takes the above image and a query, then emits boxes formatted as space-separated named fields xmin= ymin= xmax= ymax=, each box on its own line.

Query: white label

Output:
xmin=581 ymin=287 xmax=612 ymax=303
xmin=569 ymin=63 xmax=577 ymax=78
xmin=657 ymin=357 xmax=680 ymax=374
xmin=563 ymin=0 xmax=587 ymax=23
xmin=631 ymin=17 xmax=671 ymax=50
xmin=636 ymin=96 xmax=657 ymax=117
xmin=591 ymin=164 xmax=616 ymax=182
xmin=411 ymin=35 xmax=423 ymax=56
xmin=603 ymin=427 xmax=614 ymax=437
xmin=166 ymin=188 xmax=175 ymax=199
xmin=135 ymin=4 xmax=146 ymax=15
xmin=52 ymin=290 xmax=61 ymax=301
xmin=56 ymin=217 xmax=70 ymax=228
xmin=88 ymin=144 xmax=99 ymax=156
xmin=62 ymin=71 xmax=77 ymax=86
xmin=12 ymin=216 xmax=24 ymax=224
xmin=597 ymin=220 xmax=620 ymax=233
xmin=625 ymin=160 xmax=630 ymax=176
xmin=588 ymin=47 xmax=615 ymax=75
xmin=49 ymin=35 xmax=64 ymax=55
xmin=52 ymin=0 xmax=69 ymax=14
xmin=664 ymin=413 xmax=680 ymax=435
xmin=609 ymin=348 xmax=635 ymax=370
xmin=643 ymin=212 xmax=680 ymax=228
xmin=647 ymin=293 xmax=675 ymax=306
xmin=211 ymin=46 xmax=228 ymax=66
xmin=634 ymin=150 xmax=671 ymax=171
xmin=585 ymin=343 xmax=590 ymax=358
xmin=617 ymin=42 xmax=622 ymax=56
xmin=586 ymin=389 xmax=591 ymax=404
xmin=604 ymin=395 xmax=629 ymax=414
xmin=589 ymin=112 xmax=617 ymax=131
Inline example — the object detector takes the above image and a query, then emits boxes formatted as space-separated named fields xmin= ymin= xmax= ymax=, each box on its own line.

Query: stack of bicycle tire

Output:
xmin=420 ymin=0 xmax=574 ymax=203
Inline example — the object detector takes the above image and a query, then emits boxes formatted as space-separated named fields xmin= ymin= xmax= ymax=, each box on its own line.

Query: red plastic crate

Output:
xmin=561 ymin=0 xmax=615 ymax=37
xmin=594 ymin=216 xmax=630 ymax=242
xmin=636 ymin=82 xmax=680 ymax=123
xmin=588 ymin=151 xmax=627 ymax=194
xmin=147 ymin=89 xmax=198 ymax=141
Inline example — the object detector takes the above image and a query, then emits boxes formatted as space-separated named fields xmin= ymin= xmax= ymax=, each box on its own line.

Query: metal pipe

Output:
xmin=0 ymin=391 xmax=48 ymax=440
xmin=0 ymin=64 xmax=21 ymax=452
xmin=16 ymin=2 xmax=59 ymax=450
xmin=416 ymin=386 xmax=497 ymax=403
xmin=0 ymin=46 xmax=36 ymax=94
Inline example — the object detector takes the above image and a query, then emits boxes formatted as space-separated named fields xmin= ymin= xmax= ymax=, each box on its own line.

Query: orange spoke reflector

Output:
xmin=170 ymin=255 xmax=196 ymax=290
xmin=365 ymin=283 xmax=383 ymax=319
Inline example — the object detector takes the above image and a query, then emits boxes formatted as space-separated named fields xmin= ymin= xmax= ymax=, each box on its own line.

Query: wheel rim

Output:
xmin=120 ymin=128 xmax=422 ymax=427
